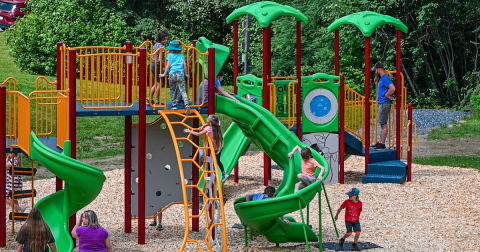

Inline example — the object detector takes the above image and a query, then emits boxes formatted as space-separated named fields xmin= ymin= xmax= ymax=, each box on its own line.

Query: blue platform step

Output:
xmin=363 ymin=160 xmax=407 ymax=184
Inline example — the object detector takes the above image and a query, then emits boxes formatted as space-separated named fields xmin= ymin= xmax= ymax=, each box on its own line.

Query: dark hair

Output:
xmin=264 ymin=186 xmax=276 ymax=197
xmin=157 ymin=31 xmax=169 ymax=43
xmin=208 ymin=115 xmax=223 ymax=151
xmin=300 ymin=148 xmax=312 ymax=160
xmin=17 ymin=208 xmax=52 ymax=252
xmin=217 ymin=70 xmax=224 ymax=78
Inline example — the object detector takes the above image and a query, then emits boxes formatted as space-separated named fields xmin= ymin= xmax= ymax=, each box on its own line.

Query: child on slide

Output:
xmin=184 ymin=114 xmax=229 ymax=183
xmin=288 ymin=146 xmax=325 ymax=192
xmin=335 ymin=188 xmax=363 ymax=251
xmin=246 ymin=186 xmax=291 ymax=226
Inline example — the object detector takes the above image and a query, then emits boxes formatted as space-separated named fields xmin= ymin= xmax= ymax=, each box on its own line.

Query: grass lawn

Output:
xmin=413 ymin=155 xmax=480 ymax=170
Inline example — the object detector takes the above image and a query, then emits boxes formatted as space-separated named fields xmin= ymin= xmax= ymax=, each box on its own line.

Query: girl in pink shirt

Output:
xmin=288 ymin=146 xmax=325 ymax=192
xmin=184 ymin=114 xmax=228 ymax=183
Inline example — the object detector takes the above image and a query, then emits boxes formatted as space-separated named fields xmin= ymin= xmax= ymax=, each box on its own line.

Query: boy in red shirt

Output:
xmin=335 ymin=188 xmax=362 ymax=251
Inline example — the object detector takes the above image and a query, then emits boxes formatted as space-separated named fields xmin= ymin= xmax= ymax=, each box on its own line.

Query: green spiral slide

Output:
xmin=215 ymin=95 xmax=330 ymax=243
xmin=30 ymin=133 xmax=106 ymax=252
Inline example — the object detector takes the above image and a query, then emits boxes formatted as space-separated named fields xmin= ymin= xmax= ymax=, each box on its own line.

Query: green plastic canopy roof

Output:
xmin=328 ymin=11 xmax=408 ymax=37
xmin=226 ymin=1 xmax=308 ymax=28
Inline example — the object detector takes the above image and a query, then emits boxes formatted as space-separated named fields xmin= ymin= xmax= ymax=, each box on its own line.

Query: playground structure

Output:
xmin=0 ymin=1 xmax=418 ymax=251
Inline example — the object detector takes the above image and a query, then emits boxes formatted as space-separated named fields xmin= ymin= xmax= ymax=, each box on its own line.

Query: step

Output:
xmin=9 ymin=212 xmax=28 ymax=221
xmin=367 ymin=160 xmax=407 ymax=176
xmin=8 ymin=167 xmax=37 ymax=176
xmin=362 ymin=174 xmax=406 ymax=184
xmin=8 ymin=189 xmax=37 ymax=199
xmin=344 ymin=131 xmax=363 ymax=154
xmin=368 ymin=149 xmax=397 ymax=163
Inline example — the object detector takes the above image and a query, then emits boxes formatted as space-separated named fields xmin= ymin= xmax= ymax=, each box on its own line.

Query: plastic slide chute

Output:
xmin=215 ymin=95 xmax=330 ymax=243
xmin=30 ymin=133 xmax=106 ymax=252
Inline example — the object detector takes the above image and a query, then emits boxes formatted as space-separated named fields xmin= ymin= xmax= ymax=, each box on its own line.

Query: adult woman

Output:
xmin=71 ymin=210 xmax=113 ymax=252
xmin=16 ymin=208 xmax=57 ymax=252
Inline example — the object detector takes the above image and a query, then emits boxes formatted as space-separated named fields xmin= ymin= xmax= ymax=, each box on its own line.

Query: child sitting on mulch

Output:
xmin=335 ymin=188 xmax=363 ymax=251
xmin=288 ymin=146 xmax=325 ymax=192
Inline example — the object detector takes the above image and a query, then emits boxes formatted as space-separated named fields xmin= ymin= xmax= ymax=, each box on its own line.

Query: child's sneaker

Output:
xmin=221 ymin=174 xmax=229 ymax=183
xmin=156 ymin=224 xmax=164 ymax=231
xmin=185 ymin=105 xmax=191 ymax=116
xmin=171 ymin=104 xmax=178 ymax=110
xmin=351 ymin=243 xmax=361 ymax=251
xmin=339 ymin=238 xmax=345 ymax=248
xmin=149 ymin=220 xmax=157 ymax=227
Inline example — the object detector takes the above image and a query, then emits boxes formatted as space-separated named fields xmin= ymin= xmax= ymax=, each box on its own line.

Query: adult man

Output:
xmin=371 ymin=63 xmax=395 ymax=150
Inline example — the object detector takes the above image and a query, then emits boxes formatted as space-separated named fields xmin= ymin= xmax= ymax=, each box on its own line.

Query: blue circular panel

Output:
xmin=310 ymin=95 xmax=331 ymax=118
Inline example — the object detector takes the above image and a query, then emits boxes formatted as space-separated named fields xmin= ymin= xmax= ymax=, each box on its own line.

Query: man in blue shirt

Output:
xmin=198 ymin=71 xmax=239 ymax=107
xmin=371 ymin=63 xmax=396 ymax=150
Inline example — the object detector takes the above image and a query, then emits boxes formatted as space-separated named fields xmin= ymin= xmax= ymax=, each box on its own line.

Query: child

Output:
xmin=246 ymin=186 xmax=291 ymax=226
xmin=16 ymin=208 xmax=57 ymax=252
xmin=149 ymin=208 xmax=164 ymax=231
xmin=335 ymin=188 xmax=363 ymax=251
xmin=160 ymin=40 xmax=191 ymax=115
xmin=198 ymin=70 xmax=239 ymax=107
xmin=5 ymin=152 xmax=26 ymax=214
xmin=184 ymin=115 xmax=229 ymax=183
xmin=288 ymin=146 xmax=325 ymax=192
xmin=150 ymin=30 xmax=169 ymax=104
xmin=247 ymin=72 xmax=259 ymax=104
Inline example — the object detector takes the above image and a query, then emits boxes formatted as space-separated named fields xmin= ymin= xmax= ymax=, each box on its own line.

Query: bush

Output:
xmin=471 ymin=94 xmax=480 ymax=111
xmin=5 ymin=0 xmax=161 ymax=76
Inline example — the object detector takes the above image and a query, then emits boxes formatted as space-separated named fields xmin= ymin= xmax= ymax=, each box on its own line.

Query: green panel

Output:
xmin=195 ymin=37 xmax=230 ymax=78
xmin=237 ymin=74 xmax=264 ymax=105
xmin=301 ymin=73 xmax=340 ymax=133
xmin=215 ymin=95 xmax=330 ymax=243
xmin=226 ymin=1 xmax=308 ymax=28
xmin=276 ymin=104 xmax=287 ymax=117
xmin=275 ymin=83 xmax=288 ymax=95
xmin=328 ymin=11 xmax=408 ymax=37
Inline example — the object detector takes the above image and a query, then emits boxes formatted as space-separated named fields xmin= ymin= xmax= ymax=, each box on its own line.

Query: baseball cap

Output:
xmin=346 ymin=188 xmax=360 ymax=197
xmin=371 ymin=62 xmax=385 ymax=71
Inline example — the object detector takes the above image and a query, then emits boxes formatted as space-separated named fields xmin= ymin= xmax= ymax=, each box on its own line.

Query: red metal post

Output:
xmin=138 ymin=48 xmax=147 ymax=244
xmin=192 ymin=40 xmax=200 ymax=231
xmin=68 ymin=48 xmax=77 ymax=246
xmin=296 ymin=21 xmax=302 ymax=140
xmin=396 ymin=30 xmax=402 ymax=160
xmin=262 ymin=27 xmax=270 ymax=186
xmin=335 ymin=30 xmax=340 ymax=77
xmin=339 ymin=75 xmax=345 ymax=184
xmin=364 ymin=37 xmax=371 ymax=174
xmin=407 ymin=103 xmax=413 ymax=182
xmin=0 ymin=85 xmax=6 ymax=247
xmin=56 ymin=42 xmax=64 ymax=192
xmin=124 ymin=41 xmax=133 ymax=233
xmin=233 ymin=21 xmax=240 ymax=184
xmin=208 ymin=47 xmax=216 ymax=115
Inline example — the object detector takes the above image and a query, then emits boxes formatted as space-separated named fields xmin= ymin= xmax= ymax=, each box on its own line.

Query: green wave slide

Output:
xmin=30 ymin=133 xmax=106 ymax=252
xmin=215 ymin=95 xmax=331 ymax=243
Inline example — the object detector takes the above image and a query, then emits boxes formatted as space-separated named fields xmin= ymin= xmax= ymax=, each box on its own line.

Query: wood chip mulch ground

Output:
xmin=4 ymin=153 xmax=480 ymax=251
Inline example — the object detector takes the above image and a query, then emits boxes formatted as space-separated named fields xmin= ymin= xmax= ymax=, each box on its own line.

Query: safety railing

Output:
xmin=344 ymin=85 xmax=365 ymax=141
xmin=186 ymin=46 xmax=208 ymax=108
xmin=287 ymin=80 xmax=298 ymax=130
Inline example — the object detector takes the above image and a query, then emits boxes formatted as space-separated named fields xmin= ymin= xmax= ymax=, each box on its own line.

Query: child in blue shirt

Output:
xmin=198 ymin=71 xmax=239 ymax=107
xmin=246 ymin=186 xmax=291 ymax=225
xmin=160 ymin=40 xmax=191 ymax=115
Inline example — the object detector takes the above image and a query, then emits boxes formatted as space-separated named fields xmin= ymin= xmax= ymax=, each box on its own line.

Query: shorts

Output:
xmin=378 ymin=102 xmax=391 ymax=125
xmin=346 ymin=221 xmax=361 ymax=234
xmin=151 ymin=62 xmax=161 ymax=82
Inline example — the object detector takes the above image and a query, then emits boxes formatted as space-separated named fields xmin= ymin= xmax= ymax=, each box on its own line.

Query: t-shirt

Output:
xmin=16 ymin=228 xmax=55 ymax=252
xmin=252 ymin=193 xmax=270 ymax=201
xmin=77 ymin=226 xmax=109 ymax=252
xmin=199 ymin=79 xmax=222 ymax=104
xmin=377 ymin=74 xmax=393 ymax=104
xmin=6 ymin=157 xmax=23 ymax=194
xmin=204 ymin=125 xmax=216 ymax=150
xmin=302 ymin=158 xmax=321 ymax=178
xmin=340 ymin=199 xmax=363 ymax=222
xmin=152 ymin=42 xmax=164 ymax=62
xmin=167 ymin=53 xmax=186 ymax=74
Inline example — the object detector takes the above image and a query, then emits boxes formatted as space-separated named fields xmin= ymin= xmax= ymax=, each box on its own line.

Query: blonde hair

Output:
xmin=83 ymin=210 xmax=101 ymax=228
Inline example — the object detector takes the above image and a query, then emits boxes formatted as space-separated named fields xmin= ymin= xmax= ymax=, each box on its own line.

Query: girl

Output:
xmin=288 ymin=146 xmax=325 ymax=192
xmin=71 ymin=210 xmax=113 ymax=252
xmin=16 ymin=208 xmax=57 ymax=252
xmin=335 ymin=188 xmax=363 ymax=251
xmin=184 ymin=115 xmax=229 ymax=183
xmin=160 ymin=40 xmax=191 ymax=115
xmin=150 ymin=30 xmax=169 ymax=104
xmin=6 ymin=152 xmax=25 ymax=213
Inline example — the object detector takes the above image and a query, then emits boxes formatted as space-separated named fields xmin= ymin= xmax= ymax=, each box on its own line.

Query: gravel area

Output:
xmin=4 ymin=153 xmax=480 ymax=251
xmin=412 ymin=109 xmax=469 ymax=136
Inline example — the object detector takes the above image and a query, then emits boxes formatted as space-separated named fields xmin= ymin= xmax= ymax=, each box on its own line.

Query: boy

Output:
xmin=246 ymin=186 xmax=291 ymax=226
xmin=335 ymin=188 xmax=363 ymax=251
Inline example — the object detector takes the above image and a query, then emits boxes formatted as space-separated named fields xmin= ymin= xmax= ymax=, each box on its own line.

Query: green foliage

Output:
xmin=471 ymin=94 xmax=480 ymax=111
xmin=5 ymin=0 xmax=159 ymax=76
